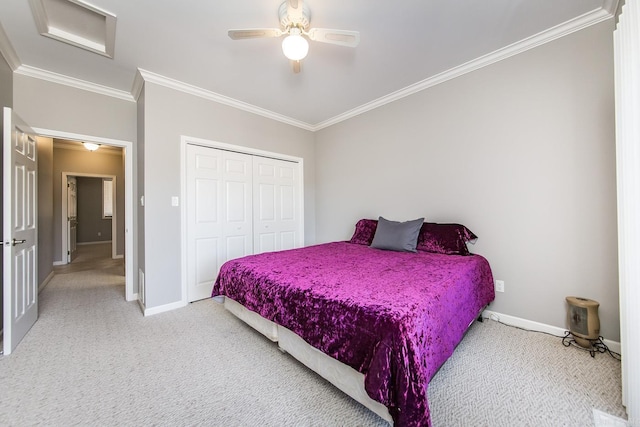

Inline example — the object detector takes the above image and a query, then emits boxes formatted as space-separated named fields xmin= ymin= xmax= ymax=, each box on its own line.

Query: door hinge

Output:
xmin=67 ymin=250 xmax=70 ymax=255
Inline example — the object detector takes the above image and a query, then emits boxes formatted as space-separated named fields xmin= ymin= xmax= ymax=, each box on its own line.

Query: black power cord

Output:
xmin=485 ymin=315 xmax=621 ymax=361
xmin=562 ymin=331 xmax=622 ymax=360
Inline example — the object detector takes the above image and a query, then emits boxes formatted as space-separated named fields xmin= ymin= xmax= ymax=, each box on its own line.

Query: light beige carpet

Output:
xmin=0 ymin=268 xmax=627 ymax=426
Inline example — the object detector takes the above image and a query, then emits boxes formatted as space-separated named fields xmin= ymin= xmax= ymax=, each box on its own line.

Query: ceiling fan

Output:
xmin=228 ymin=0 xmax=360 ymax=73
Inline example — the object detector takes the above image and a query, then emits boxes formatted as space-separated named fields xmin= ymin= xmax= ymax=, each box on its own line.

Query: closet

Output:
xmin=186 ymin=143 xmax=302 ymax=302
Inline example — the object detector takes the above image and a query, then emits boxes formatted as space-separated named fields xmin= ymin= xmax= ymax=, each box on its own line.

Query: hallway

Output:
xmin=53 ymin=242 xmax=124 ymax=276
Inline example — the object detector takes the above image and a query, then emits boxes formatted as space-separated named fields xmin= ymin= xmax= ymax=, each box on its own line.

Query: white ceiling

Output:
xmin=0 ymin=0 xmax=616 ymax=129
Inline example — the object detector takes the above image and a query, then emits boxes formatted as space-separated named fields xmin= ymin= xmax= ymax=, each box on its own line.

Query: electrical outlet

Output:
xmin=495 ymin=280 xmax=505 ymax=293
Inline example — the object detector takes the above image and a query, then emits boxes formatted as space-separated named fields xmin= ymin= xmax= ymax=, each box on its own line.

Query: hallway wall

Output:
xmin=76 ymin=177 xmax=113 ymax=243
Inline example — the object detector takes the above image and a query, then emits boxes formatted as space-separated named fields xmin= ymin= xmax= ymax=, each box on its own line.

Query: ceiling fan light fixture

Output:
xmin=282 ymin=28 xmax=308 ymax=61
xmin=83 ymin=142 xmax=100 ymax=151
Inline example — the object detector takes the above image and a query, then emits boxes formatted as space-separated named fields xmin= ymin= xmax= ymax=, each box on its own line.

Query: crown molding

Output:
xmin=312 ymin=5 xmax=616 ymax=131
xmin=131 ymin=69 xmax=145 ymax=101
xmin=602 ymin=0 xmax=621 ymax=15
xmin=136 ymin=68 xmax=315 ymax=131
xmin=0 ymin=22 xmax=21 ymax=70
xmin=15 ymin=65 xmax=135 ymax=102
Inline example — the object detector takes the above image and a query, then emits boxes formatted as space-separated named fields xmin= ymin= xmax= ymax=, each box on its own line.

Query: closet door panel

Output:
xmin=222 ymin=151 xmax=253 ymax=262
xmin=258 ymin=233 xmax=276 ymax=253
xmin=257 ymin=183 xmax=276 ymax=221
xmin=196 ymin=237 xmax=221 ymax=285
xmin=187 ymin=145 xmax=224 ymax=302
xmin=280 ymin=185 xmax=295 ymax=221
xmin=253 ymin=157 xmax=300 ymax=254
xmin=275 ymin=160 xmax=299 ymax=248
xmin=280 ymin=231 xmax=296 ymax=251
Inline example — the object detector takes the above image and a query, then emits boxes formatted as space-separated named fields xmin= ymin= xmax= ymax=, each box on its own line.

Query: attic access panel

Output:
xmin=30 ymin=0 xmax=116 ymax=58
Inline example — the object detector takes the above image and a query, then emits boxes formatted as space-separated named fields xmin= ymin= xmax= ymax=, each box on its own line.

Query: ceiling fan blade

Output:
xmin=292 ymin=60 xmax=301 ymax=74
xmin=228 ymin=28 xmax=282 ymax=40
xmin=307 ymin=28 xmax=360 ymax=47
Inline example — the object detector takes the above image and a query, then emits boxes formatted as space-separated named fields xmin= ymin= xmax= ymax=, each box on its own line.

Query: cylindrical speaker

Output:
xmin=566 ymin=296 xmax=600 ymax=348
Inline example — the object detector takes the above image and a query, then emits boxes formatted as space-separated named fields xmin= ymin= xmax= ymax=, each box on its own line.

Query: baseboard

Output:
xmin=52 ymin=260 xmax=66 ymax=266
xmin=127 ymin=292 xmax=138 ymax=303
xmin=481 ymin=309 xmax=621 ymax=355
xmin=77 ymin=240 xmax=112 ymax=246
xmin=143 ymin=300 xmax=187 ymax=317
xmin=38 ymin=271 xmax=56 ymax=293
xmin=114 ymin=254 xmax=124 ymax=259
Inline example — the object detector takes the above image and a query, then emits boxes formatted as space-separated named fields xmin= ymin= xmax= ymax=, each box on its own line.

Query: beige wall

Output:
xmin=76 ymin=177 xmax=113 ymax=243
xmin=52 ymin=145 xmax=125 ymax=262
xmin=139 ymin=82 xmax=316 ymax=308
xmin=13 ymin=75 xmax=136 ymax=142
xmin=315 ymin=21 xmax=619 ymax=340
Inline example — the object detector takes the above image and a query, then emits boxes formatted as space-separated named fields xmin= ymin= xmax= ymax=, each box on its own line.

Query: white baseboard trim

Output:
xmin=114 ymin=254 xmax=124 ymax=259
xmin=38 ymin=271 xmax=56 ymax=293
xmin=77 ymin=240 xmax=112 ymax=246
xmin=127 ymin=292 xmax=139 ymax=303
xmin=52 ymin=260 xmax=66 ymax=266
xmin=143 ymin=300 xmax=187 ymax=317
xmin=481 ymin=309 xmax=621 ymax=355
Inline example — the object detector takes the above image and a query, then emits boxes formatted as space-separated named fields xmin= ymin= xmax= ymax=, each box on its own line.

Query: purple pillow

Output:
xmin=349 ymin=219 xmax=378 ymax=245
xmin=416 ymin=223 xmax=477 ymax=255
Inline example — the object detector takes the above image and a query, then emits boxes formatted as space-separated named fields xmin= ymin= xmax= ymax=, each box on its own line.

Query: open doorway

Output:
xmin=59 ymin=173 xmax=119 ymax=272
xmin=60 ymin=172 xmax=118 ymax=265
xmin=35 ymin=128 xmax=135 ymax=301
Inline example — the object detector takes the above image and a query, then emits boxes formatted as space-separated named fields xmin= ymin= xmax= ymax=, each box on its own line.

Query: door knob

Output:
xmin=12 ymin=238 xmax=26 ymax=246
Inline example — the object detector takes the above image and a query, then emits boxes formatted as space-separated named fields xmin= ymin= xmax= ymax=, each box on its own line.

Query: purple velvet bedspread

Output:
xmin=212 ymin=242 xmax=495 ymax=426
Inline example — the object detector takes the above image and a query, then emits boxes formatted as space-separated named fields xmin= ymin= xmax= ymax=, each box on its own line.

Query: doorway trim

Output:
xmin=61 ymin=172 xmax=117 ymax=261
xmin=33 ymin=127 xmax=135 ymax=302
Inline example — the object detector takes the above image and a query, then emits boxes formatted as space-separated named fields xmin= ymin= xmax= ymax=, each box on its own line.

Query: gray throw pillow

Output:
xmin=370 ymin=216 xmax=424 ymax=252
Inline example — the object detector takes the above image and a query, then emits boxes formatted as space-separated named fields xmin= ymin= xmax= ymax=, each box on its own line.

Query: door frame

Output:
xmin=33 ymin=128 xmax=135 ymax=302
xmin=61 ymin=172 xmax=117 ymax=262
xmin=179 ymin=135 xmax=305 ymax=306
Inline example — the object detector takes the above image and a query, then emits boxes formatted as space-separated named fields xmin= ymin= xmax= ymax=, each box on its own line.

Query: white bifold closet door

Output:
xmin=186 ymin=144 xmax=301 ymax=302
xmin=186 ymin=145 xmax=253 ymax=302
xmin=253 ymin=156 xmax=300 ymax=254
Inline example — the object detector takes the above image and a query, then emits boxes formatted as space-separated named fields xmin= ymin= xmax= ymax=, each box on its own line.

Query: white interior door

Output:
xmin=3 ymin=107 xmax=38 ymax=356
xmin=253 ymin=157 xmax=300 ymax=254
xmin=66 ymin=176 xmax=77 ymax=263
xmin=186 ymin=146 xmax=253 ymax=302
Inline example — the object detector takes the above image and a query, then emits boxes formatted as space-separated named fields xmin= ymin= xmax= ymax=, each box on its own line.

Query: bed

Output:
xmin=212 ymin=219 xmax=495 ymax=426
